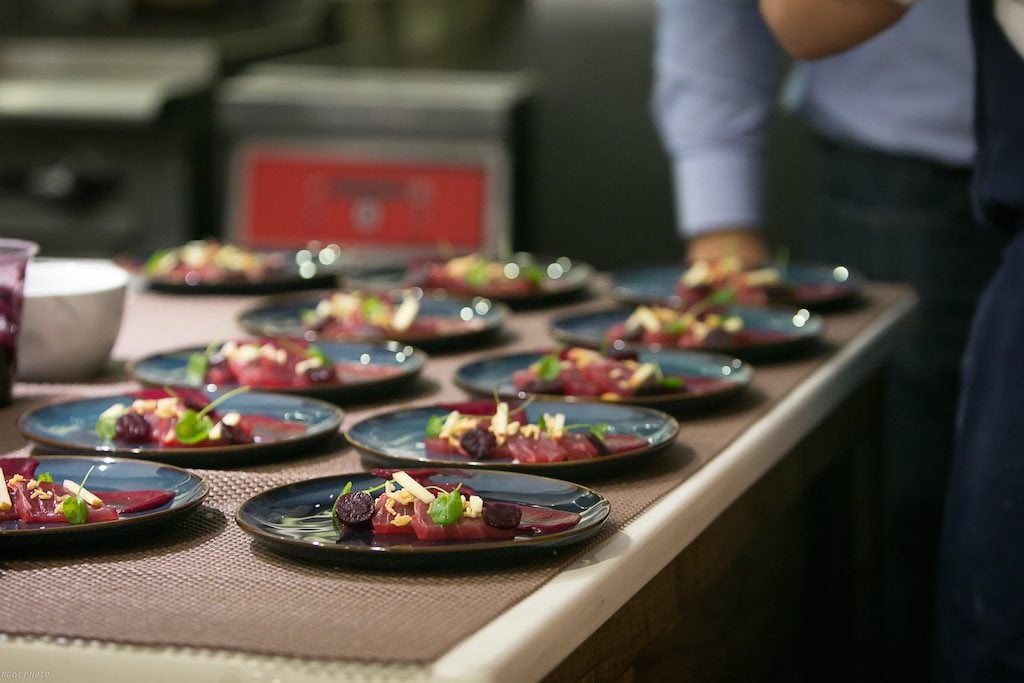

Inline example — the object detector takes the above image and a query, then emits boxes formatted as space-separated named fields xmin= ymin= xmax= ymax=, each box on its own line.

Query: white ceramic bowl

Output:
xmin=18 ymin=259 xmax=129 ymax=381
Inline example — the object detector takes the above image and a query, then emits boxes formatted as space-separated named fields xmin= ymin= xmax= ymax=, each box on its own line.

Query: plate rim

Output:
xmin=234 ymin=467 xmax=611 ymax=556
xmin=548 ymin=305 xmax=825 ymax=355
xmin=15 ymin=389 xmax=344 ymax=464
xmin=343 ymin=400 xmax=681 ymax=473
xmin=236 ymin=291 xmax=510 ymax=347
xmin=124 ymin=339 xmax=428 ymax=397
xmin=609 ymin=262 xmax=863 ymax=308
xmin=0 ymin=454 xmax=210 ymax=539
xmin=451 ymin=347 xmax=754 ymax=407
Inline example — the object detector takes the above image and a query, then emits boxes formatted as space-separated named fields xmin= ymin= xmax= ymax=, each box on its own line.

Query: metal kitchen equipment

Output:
xmin=0 ymin=0 xmax=332 ymax=258
xmin=218 ymin=51 xmax=534 ymax=265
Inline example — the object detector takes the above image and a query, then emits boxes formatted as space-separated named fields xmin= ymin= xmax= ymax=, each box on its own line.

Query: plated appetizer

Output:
xmin=424 ymin=400 xmax=646 ymax=464
xmin=141 ymin=240 xmax=344 ymax=294
xmin=17 ymin=388 xmax=343 ymax=467
xmin=611 ymin=261 xmax=861 ymax=310
xmin=93 ymin=387 xmax=274 ymax=448
xmin=512 ymin=346 xmax=690 ymax=400
xmin=345 ymin=399 xmax=679 ymax=474
xmin=455 ymin=347 xmax=752 ymax=411
xmin=144 ymin=240 xmax=286 ymax=285
xmin=128 ymin=340 xmax=426 ymax=403
xmin=234 ymin=468 xmax=610 ymax=563
xmin=551 ymin=306 xmax=824 ymax=360
xmin=237 ymin=290 xmax=507 ymax=350
xmin=187 ymin=338 xmax=404 ymax=388
xmin=676 ymin=256 xmax=778 ymax=308
xmin=1 ymin=456 xmax=209 ymax=545
xmin=1 ymin=455 xmax=172 ymax=527
xmin=607 ymin=305 xmax=749 ymax=350
xmin=331 ymin=469 xmax=580 ymax=542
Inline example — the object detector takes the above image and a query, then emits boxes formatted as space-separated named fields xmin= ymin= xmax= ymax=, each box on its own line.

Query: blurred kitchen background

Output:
xmin=0 ymin=0 xmax=815 ymax=269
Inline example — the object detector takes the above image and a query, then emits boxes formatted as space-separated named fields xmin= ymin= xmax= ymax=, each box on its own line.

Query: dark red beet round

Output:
xmin=334 ymin=491 xmax=374 ymax=528
xmin=219 ymin=422 xmax=253 ymax=445
xmin=114 ymin=411 xmax=150 ymax=443
xmin=459 ymin=427 xmax=497 ymax=459
xmin=483 ymin=502 xmax=522 ymax=530
xmin=304 ymin=365 xmax=335 ymax=384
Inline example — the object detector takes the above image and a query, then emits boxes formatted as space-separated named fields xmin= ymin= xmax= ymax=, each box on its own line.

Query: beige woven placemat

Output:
xmin=0 ymin=283 xmax=907 ymax=663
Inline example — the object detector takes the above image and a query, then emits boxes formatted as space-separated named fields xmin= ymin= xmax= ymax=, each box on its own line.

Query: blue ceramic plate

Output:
xmin=550 ymin=306 xmax=825 ymax=361
xmin=126 ymin=340 xmax=427 ymax=404
xmin=454 ymin=348 xmax=752 ymax=412
xmin=235 ymin=468 xmax=610 ymax=564
xmin=142 ymin=246 xmax=346 ymax=295
xmin=347 ymin=254 xmax=594 ymax=307
xmin=237 ymin=291 xmax=509 ymax=351
xmin=0 ymin=455 xmax=209 ymax=546
xmin=611 ymin=263 xmax=862 ymax=310
xmin=346 ymin=400 xmax=679 ymax=475
xmin=16 ymin=390 xmax=343 ymax=468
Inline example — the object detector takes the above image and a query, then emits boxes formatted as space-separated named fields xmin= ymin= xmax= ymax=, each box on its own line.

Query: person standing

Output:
xmin=651 ymin=0 xmax=1006 ymax=676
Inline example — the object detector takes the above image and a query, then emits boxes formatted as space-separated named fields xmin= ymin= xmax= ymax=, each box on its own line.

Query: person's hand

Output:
xmin=686 ymin=228 xmax=769 ymax=268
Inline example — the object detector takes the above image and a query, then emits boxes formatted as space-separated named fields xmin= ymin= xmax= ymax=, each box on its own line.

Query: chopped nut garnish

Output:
xmin=391 ymin=514 xmax=413 ymax=527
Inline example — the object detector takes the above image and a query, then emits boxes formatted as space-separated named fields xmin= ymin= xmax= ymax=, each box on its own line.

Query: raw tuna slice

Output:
xmin=410 ymin=500 xmax=516 ymax=541
xmin=1 ymin=458 xmax=40 ymax=521
xmin=505 ymin=434 xmax=566 ymax=463
xmin=558 ymin=433 xmax=601 ymax=461
xmin=14 ymin=482 xmax=119 ymax=524
xmin=370 ymin=494 xmax=416 ymax=535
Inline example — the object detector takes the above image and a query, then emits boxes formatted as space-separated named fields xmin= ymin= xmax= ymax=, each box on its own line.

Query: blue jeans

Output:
xmin=809 ymin=140 xmax=1007 ymax=677
xmin=935 ymin=230 xmax=1024 ymax=681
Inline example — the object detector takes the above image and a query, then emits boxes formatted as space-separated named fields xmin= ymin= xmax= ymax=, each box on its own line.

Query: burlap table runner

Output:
xmin=0 ymin=282 xmax=909 ymax=663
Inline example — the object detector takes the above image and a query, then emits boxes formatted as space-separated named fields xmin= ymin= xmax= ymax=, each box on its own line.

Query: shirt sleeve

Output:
xmin=651 ymin=0 xmax=781 ymax=237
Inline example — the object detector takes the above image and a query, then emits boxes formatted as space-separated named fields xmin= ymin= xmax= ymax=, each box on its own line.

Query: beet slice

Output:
xmin=513 ymin=504 xmax=582 ymax=535
xmin=0 ymin=457 xmax=38 ymax=480
xmin=98 ymin=490 xmax=175 ymax=513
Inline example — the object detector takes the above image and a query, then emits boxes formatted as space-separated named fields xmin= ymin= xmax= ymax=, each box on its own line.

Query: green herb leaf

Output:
xmin=186 ymin=352 xmax=208 ymax=385
xmin=660 ymin=377 xmax=684 ymax=390
xmin=95 ymin=414 xmax=119 ymax=441
xmin=465 ymin=260 xmax=491 ymax=288
xmin=664 ymin=320 xmax=688 ymax=335
xmin=537 ymin=414 xmax=548 ymax=432
xmin=563 ymin=422 xmax=609 ymax=442
xmin=142 ymin=248 xmax=175 ymax=274
xmin=536 ymin=354 xmax=562 ymax=382
xmin=307 ymin=344 xmax=331 ymax=367
xmin=428 ymin=484 xmax=464 ymax=526
xmin=61 ymin=465 xmax=96 ymax=525
xmin=425 ymin=415 xmax=445 ymax=439
xmin=521 ymin=264 xmax=545 ymax=286
xmin=361 ymin=296 xmax=385 ymax=320
xmin=175 ymin=410 xmax=215 ymax=445
xmin=36 ymin=472 xmax=53 ymax=484
xmin=61 ymin=497 xmax=89 ymax=525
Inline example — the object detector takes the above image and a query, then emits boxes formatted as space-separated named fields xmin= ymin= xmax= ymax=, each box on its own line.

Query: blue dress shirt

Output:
xmin=652 ymin=0 xmax=974 ymax=236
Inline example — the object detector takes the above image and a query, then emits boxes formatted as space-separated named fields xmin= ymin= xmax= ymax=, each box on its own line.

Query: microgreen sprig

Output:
xmin=174 ymin=385 xmax=251 ymax=445
xmin=60 ymin=465 xmax=95 ymax=525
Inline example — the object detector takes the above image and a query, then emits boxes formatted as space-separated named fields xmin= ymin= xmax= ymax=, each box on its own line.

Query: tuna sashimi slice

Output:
xmin=14 ymin=482 xmax=119 ymax=525
xmin=370 ymin=494 xmax=416 ymax=535
xmin=505 ymin=434 xmax=566 ymax=463
xmin=410 ymin=500 xmax=516 ymax=542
